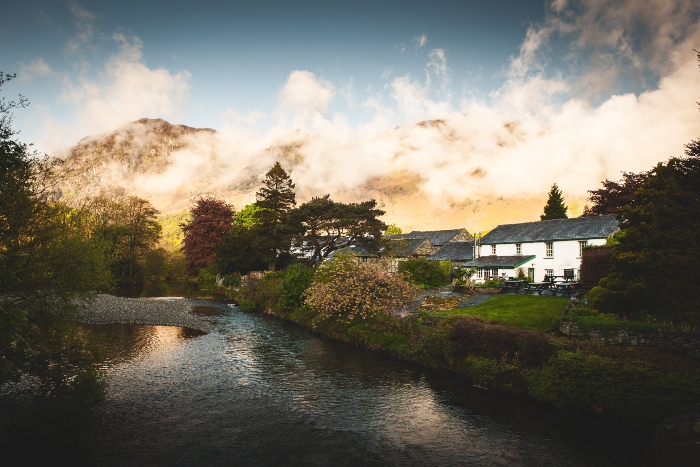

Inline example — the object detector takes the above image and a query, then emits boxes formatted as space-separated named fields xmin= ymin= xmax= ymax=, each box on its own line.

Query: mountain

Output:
xmin=54 ymin=118 xmax=586 ymax=232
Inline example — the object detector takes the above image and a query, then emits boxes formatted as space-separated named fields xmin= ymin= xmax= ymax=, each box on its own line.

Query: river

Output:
xmin=57 ymin=298 xmax=643 ymax=466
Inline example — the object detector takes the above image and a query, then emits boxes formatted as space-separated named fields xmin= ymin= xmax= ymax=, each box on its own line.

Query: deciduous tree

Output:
xmin=582 ymin=171 xmax=648 ymax=216
xmin=181 ymin=197 xmax=234 ymax=273
xmin=304 ymin=254 xmax=418 ymax=322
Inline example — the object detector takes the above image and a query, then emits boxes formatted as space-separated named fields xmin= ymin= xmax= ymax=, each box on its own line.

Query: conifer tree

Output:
xmin=254 ymin=162 xmax=296 ymax=270
xmin=540 ymin=183 xmax=568 ymax=220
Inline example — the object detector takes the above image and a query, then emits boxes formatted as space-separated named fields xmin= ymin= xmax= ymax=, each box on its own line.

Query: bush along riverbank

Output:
xmin=217 ymin=258 xmax=700 ymax=430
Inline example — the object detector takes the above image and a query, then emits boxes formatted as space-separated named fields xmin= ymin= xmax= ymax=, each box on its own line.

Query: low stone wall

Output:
xmin=560 ymin=317 xmax=700 ymax=359
xmin=474 ymin=287 xmax=502 ymax=294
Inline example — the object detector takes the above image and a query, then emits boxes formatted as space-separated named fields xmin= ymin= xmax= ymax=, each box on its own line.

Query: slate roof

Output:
xmin=481 ymin=215 xmax=618 ymax=244
xmin=385 ymin=228 xmax=471 ymax=246
xmin=462 ymin=255 xmax=536 ymax=268
xmin=427 ymin=242 xmax=474 ymax=261
xmin=389 ymin=238 xmax=432 ymax=257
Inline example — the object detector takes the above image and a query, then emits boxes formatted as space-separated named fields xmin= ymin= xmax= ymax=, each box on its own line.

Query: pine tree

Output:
xmin=254 ymin=162 xmax=296 ymax=270
xmin=256 ymin=162 xmax=296 ymax=218
xmin=540 ymin=183 xmax=568 ymax=220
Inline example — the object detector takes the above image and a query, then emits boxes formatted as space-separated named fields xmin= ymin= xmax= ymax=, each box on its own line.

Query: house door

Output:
xmin=528 ymin=268 xmax=535 ymax=281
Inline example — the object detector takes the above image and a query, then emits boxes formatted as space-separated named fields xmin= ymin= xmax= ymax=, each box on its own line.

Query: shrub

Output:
xmin=449 ymin=318 xmax=556 ymax=367
xmin=398 ymin=258 xmax=451 ymax=287
xmin=222 ymin=273 xmax=241 ymax=287
xmin=236 ymin=271 xmax=284 ymax=312
xmin=579 ymin=245 xmax=615 ymax=291
xmin=278 ymin=263 xmax=314 ymax=311
xmin=305 ymin=255 xmax=419 ymax=322
xmin=476 ymin=279 xmax=500 ymax=288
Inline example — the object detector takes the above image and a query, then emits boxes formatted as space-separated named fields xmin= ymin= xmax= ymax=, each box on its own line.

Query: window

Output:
xmin=491 ymin=269 xmax=498 ymax=278
xmin=515 ymin=243 xmax=522 ymax=255
xmin=545 ymin=269 xmax=553 ymax=280
xmin=545 ymin=242 xmax=553 ymax=257
xmin=477 ymin=268 xmax=483 ymax=279
xmin=491 ymin=244 xmax=496 ymax=255
xmin=578 ymin=240 xmax=588 ymax=257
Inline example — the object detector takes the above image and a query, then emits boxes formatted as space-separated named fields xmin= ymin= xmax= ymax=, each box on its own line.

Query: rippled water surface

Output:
xmin=65 ymin=300 xmax=646 ymax=466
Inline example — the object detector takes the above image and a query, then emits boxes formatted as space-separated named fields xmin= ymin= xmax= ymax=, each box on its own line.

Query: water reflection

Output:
xmin=82 ymin=324 xmax=206 ymax=366
xmin=74 ymin=303 xmax=644 ymax=466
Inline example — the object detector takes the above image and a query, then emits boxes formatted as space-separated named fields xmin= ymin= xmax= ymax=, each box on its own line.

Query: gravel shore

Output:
xmin=77 ymin=294 xmax=215 ymax=332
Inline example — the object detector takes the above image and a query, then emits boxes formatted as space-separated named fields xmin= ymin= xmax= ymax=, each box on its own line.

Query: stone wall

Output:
xmin=560 ymin=315 xmax=700 ymax=359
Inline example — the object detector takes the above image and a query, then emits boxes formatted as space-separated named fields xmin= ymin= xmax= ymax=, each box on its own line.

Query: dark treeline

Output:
xmin=181 ymin=161 xmax=388 ymax=281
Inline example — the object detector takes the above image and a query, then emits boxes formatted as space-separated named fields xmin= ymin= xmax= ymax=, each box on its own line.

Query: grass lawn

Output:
xmin=432 ymin=294 xmax=570 ymax=331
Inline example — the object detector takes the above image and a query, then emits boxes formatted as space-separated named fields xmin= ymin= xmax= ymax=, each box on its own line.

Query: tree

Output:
xmin=214 ymin=224 xmax=268 ymax=276
xmin=181 ymin=197 xmax=234 ymax=273
xmin=384 ymin=223 xmax=403 ymax=234
xmin=304 ymin=254 xmax=419 ymax=322
xmin=79 ymin=189 xmax=161 ymax=279
xmin=0 ymin=72 xmax=108 ymax=408
xmin=122 ymin=196 xmax=162 ymax=277
xmin=254 ymin=162 xmax=297 ymax=270
xmin=398 ymin=258 xmax=451 ymax=287
xmin=287 ymin=195 xmax=387 ymax=266
xmin=582 ymin=171 xmax=648 ymax=216
xmin=589 ymin=141 xmax=700 ymax=321
xmin=540 ymin=183 xmax=568 ymax=220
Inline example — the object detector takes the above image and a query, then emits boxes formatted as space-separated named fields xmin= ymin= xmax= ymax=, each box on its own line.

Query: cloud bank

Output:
xmin=50 ymin=0 xmax=700 ymax=210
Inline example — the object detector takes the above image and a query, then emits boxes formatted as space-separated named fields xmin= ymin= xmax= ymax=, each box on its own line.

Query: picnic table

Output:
xmin=522 ymin=281 xmax=554 ymax=295
xmin=551 ymin=281 xmax=582 ymax=297
xmin=500 ymin=280 xmax=528 ymax=293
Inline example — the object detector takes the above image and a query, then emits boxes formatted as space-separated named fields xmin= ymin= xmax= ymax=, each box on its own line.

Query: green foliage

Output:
xmin=593 ymin=140 xmax=700 ymax=322
xmin=214 ymin=224 xmax=268 ymax=275
xmin=540 ymin=183 xmax=568 ymax=220
xmin=236 ymin=271 xmax=285 ymax=312
xmin=384 ymin=223 xmax=403 ymax=234
xmin=0 ymin=73 xmax=106 ymax=407
xmin=278 ymin=263 xmax=314 ymax=311
xmin=288 ymin=194 xmax=387 ymax=266
xmin=515 ymin=267 xmax=527 ymax=281
xmin=222 ymin=272 xmax=242 ymax=287
xmin=526 ymin=350 xmax=700 ymax=425
xmin=234 ymin=203 xmax=268 ymax=228
xmin=398 ymin=258 xmax=450 ymax=287
xmin=254 ymin=162 xmax=296 ymax=270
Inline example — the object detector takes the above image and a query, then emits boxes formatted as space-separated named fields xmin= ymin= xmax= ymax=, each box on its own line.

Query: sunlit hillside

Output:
xmin=55 ymin=118 xmax=587 ymax=234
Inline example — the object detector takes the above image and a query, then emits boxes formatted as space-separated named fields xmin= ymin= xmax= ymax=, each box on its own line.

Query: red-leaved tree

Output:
xmin=181 ymin=197 xmax=234 ymax=273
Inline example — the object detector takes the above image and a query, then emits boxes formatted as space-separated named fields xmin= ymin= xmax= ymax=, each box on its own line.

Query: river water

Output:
xmin=60 ymin=299 xmax=643 ymax=466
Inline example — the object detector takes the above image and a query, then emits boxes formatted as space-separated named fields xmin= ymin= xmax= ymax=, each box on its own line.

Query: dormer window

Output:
xmin=491 ymin=244 xmax=496 ymax=255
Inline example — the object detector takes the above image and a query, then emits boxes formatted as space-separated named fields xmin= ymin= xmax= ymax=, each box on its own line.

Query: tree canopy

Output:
xmin=181 ymin=197 xmax=234 ymax=273
xmin=0 ymin=72 xmax=108 ymax=404
xmin=288 ymin=195 xmax=387 ymax=266
xmin=582 ymin=171 xmax=648 ymax=217
xmin=540 ymin=183 xmax=568 ymax=220
xmin=589 ymin=140 xmax=700 ymax=321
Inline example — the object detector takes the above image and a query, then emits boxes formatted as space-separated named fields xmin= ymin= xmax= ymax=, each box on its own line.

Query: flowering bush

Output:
xmin=304 ymin=255 xmax=419 ymax=322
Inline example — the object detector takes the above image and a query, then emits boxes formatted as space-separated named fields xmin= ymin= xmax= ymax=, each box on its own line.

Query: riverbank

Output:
xmin=76 ymin=294 xmax=214 ymax=333
xmin=221 ymin=275 xmax=700 ymax=431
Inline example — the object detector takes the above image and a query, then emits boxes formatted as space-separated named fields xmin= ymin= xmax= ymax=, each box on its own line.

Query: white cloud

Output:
xmin=414 ymin=34 xmax=427 ymax=49
xmin=18 ymin=58 xmax=54 ymax=82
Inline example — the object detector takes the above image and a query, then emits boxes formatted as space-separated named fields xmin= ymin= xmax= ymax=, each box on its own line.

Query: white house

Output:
xmin=463 ymin=215 xmax=619 ymax=282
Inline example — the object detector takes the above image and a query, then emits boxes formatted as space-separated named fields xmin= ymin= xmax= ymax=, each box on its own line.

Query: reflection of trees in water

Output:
xmin=83 ymin=324 xmax=205 ymax=365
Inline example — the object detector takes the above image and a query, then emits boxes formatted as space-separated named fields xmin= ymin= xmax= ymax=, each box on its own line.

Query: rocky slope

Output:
xmin=54 ymin=118 xmax=586 ymax=232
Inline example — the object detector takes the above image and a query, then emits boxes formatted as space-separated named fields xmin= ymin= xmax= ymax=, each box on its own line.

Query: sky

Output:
xmin=2 ymin=0 xmax=700 ymax=204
